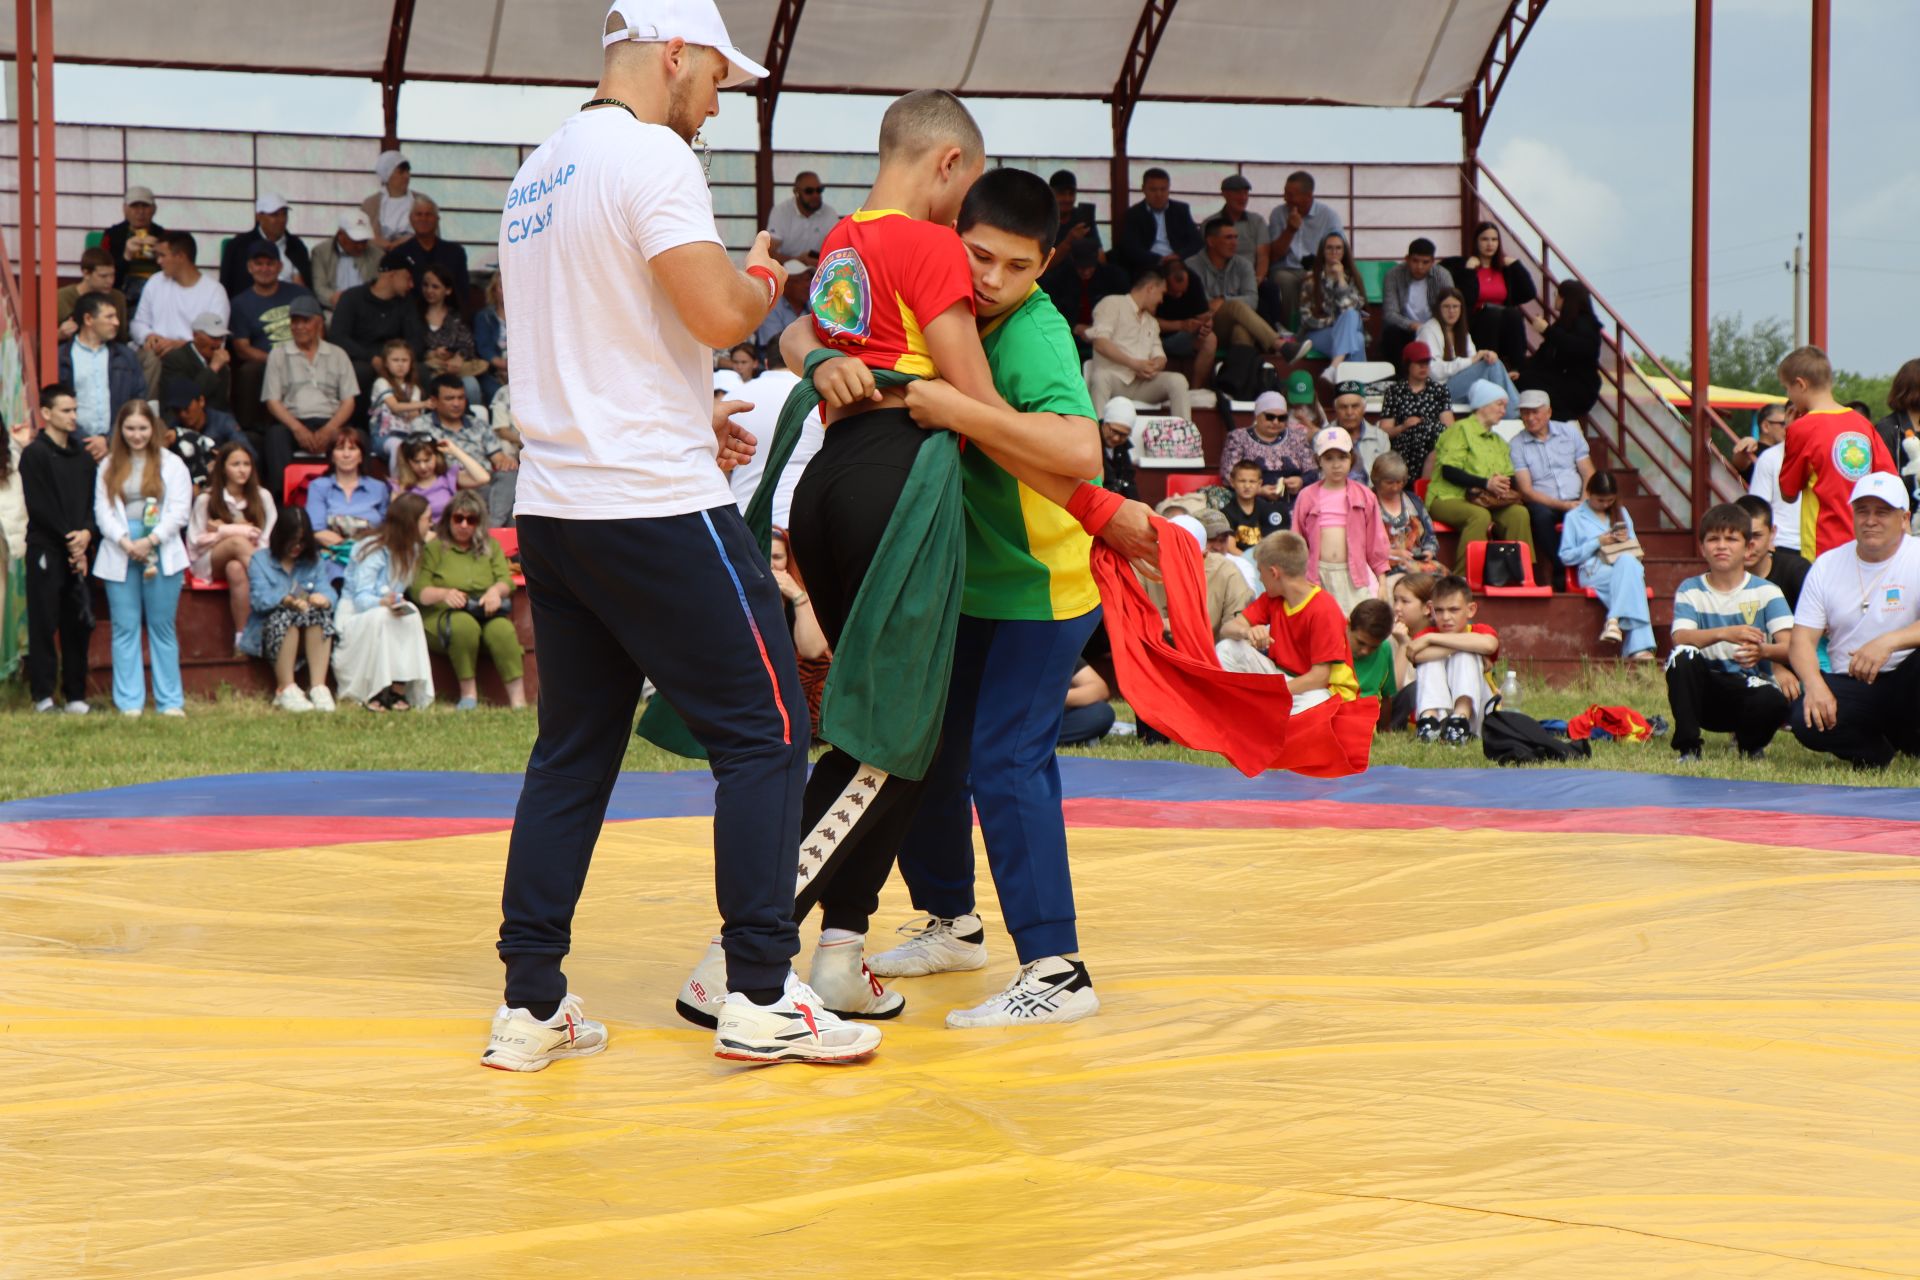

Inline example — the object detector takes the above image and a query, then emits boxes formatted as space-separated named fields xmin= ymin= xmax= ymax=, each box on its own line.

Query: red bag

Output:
xmin=1566 ymin=703 xmax=1653 ymax=743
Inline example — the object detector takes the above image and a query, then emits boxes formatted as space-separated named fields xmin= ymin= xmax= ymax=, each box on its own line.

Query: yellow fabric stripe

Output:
xmin=893 ymin=291 xmax=935 ymax=378
xmin=1015 ymin=479 xmax=1099 ymax=619
xmin=1800 ymin=468 xmax=1820 ymax=556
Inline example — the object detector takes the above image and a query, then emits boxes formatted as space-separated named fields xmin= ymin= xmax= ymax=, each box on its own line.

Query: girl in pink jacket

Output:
xmin=1290 ymin=425 xmax=1391 ymax=618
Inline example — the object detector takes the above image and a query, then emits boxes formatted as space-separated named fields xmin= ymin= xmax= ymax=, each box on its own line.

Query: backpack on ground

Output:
xmin=1482 ymin=705 xmax=1591 ymax=765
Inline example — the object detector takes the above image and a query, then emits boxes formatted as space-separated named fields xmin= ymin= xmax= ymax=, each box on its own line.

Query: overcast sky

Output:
xmin=47 ymin=0 xmax=1919 ymax=377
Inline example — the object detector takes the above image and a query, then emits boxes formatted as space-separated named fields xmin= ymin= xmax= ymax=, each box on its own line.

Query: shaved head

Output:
xmin=878 ymin=89 xmax=984 ymax=164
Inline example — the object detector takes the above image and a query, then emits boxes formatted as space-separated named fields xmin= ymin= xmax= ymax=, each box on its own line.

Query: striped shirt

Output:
xmin=1671 ymin=572 xmax=1793 ymax=677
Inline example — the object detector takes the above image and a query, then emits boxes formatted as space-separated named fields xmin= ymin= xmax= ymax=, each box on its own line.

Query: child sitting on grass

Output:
xmin=1348 ymin=597 xmax=1410 ymax=734
xmin=1408 ymin=573 xmax=1500 ymax=745
xmin=1216 ymin=530 xmax=1359 ymax=712
xmin=1382 ymin=571 xmax=1436 ymax=732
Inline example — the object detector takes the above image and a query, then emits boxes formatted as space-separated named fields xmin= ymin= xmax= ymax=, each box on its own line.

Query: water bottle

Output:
xmin=140 ymin=498 xmax=160 ymax=578
xmin=1498 ymin=667 xmax=1523 ymax=710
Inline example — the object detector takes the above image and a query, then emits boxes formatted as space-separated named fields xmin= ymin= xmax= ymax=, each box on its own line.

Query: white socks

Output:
xmin=820 ymin=928 xmax=862 ymax=945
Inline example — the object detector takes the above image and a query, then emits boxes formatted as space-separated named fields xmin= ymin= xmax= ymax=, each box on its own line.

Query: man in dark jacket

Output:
xmin=392 ymin=196 xmax=471 ymax=304
xmin=56 ymin=293 xmax=146 ymax=461
xmin=103 ymin=185 xmax=165 ymax=299
xmin=1041 ymin=237 xmax=1128 ymax=361
xmin=328 ymin=251 xmax=427 ymax=397
xmin=217 ymin=193 xmax=312 ymax=297
xmin=20 ymin=384 xmax=99 ymax=713
xmin=1115 ymin=168 xmax=1202 ymax=273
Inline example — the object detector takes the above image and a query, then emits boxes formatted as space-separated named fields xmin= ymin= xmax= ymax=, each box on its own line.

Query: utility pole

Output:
xmin=1790 ymin=233 xmax=1804 ymax=348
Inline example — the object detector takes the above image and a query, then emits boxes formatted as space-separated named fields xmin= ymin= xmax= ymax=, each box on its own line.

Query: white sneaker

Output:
xmin=63 ymin=700 xmax=90 ymax=715
xmin=33 ymin=698 xmax=56 ymax=713
xmin=481 ymin=993 xmax=608 ymax=1072
xmin=308 ymin=686 xmax=337 ymax=713
xmin=674 ymin=937 xmax=727 ymax=1028
xmin=867 ymin=913 xmax=989 ymax=978
xmin=713 ymin=972 xmax=881 ymax=1065
xmin=274 ymin=686 xmax=313 ymax=713
xmin=120 ymin=707 xmax=142 ymax=718
xmin=159 ymin=706 xmax=187 ymax=718
xmin=807 ymin=934 xmax=905 ymax=1020
xmin=945 ymin=956 xmax=1100 ymax=1029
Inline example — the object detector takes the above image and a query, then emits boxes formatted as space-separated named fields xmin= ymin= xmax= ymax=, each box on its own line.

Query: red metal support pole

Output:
xmin=14 ymin=2 xmax=38 ymax=367
xmin=754 ymin=0 xmax=806 ymax=235
xmin=34 ymin=0 xmax=57 ymax=355
xmin=1689 ymin=0 xmax=1713 ymax=528
xmin=379 ymin=0 xmax=418 ymax=150
xmin=1459 ymin=99 xmax=1480 ymax=249
xmin=1808 ymin=0 xmax=1830 ymax=350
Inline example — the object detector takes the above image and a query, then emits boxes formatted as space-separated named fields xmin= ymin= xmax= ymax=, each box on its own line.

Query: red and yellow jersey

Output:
xmin=1243 ymin=587 xmax=1359 ymax=700
xmin=809 ymin=209 xmax=975 ymax=378
xmin=1779 ymin=408 xmax=1897 ymax=558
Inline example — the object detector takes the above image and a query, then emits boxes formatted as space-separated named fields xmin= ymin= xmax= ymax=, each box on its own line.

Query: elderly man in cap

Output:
xmin=1098 ymin=396 xmax=1139 ymax=499
xmin=263 ymin=294 xmax=358 ymax=497
xmin=218 ymin=192 xmax=310 ymax=296
xmin=1425 ymin=379 xmax=1533 ymax=573
xmin=1212 ymin=174 xmax=1269 ymax=279
xmin=328 ymin=250 xmax=427 ymax=397
xmin=1787 ymin=473 xmax=1920 ymax=768
xmin=230 ymin=239 xmax=317 ymax=428
xmin=310 ymin=211 xmax=383 ymax=313
xmin=160 ymin=311 xmax=234 ymax=414
xmin=130 ymin=231 xmax=229 ymax=401
xmin=103 ymin=184 xmax=166 ymax=298
xmin=395 ymin=195 xmax=471 ymax=302
xmin=1509 ymin=386 xmax=1594 ymax=588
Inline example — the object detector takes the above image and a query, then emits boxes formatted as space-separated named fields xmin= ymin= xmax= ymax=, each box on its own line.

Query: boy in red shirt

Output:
xmin=1409 ymin=574 xmax=1500 ymax=745
xmin=1777 ymin=345 xmax=1896 ymax=559
xmin=1216 ymin=530 xmax=1358 ymax=710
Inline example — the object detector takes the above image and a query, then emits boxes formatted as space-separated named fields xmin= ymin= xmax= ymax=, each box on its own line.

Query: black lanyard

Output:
xmin=580 ymin=97 xmax=637 ymax=119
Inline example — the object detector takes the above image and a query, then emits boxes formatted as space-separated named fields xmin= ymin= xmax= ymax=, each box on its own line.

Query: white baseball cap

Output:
xmin=603 ymin=0 xmax=768 ymax=88
xmin=1850 ymin=471 xmax=1910 ymax=512
xmin=1313 ymin=425 xmax=1353 ymax=456
xmin=255 ymin=192 xmax=289 ymax=215
xmin=338 ymin=210 xmax=376 ymax=240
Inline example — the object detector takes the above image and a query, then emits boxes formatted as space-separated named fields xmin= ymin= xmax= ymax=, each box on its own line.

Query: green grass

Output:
xmin=2 ymin=663 xmax=1912 ymax=805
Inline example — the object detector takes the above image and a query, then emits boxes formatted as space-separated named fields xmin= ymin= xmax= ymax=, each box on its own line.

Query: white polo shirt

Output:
xmin=1794 ymin=535 xmax=1920 ymax=673
xmin=500 ymin=109 xmax=731 ymax=520
xmin=1747 ymin=442 xmax=1803 ymax=552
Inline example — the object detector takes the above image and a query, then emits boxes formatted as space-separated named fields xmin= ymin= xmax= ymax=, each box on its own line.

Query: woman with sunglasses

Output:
xmin=411 ymin=489 xmax=524 ymax=710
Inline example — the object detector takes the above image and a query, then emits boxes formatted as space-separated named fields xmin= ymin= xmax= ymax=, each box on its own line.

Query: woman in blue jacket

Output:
xmin=242 ymin=505 xmax=340 ymax=711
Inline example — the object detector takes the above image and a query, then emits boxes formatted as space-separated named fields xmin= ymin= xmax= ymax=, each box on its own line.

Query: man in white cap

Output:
xmin=310 ymin=210 xmax=382 ymax=312
xmin=1508 ymin=386 xmax=1593 ymax=588
xmin=1099 ymin=395 xmax=1138 ymax=498
xmin=1787 ymin=472 xmax=1920 ymax=768
xmin=218 ymin=192 xmax=309 ymax=296
xmin=484 ymin=0 xmax=879 ymax=1071
xmin=103 ymin=184 xmax=165 ymax=298
xmin=129 ymin=231 xmax=230 ymax=401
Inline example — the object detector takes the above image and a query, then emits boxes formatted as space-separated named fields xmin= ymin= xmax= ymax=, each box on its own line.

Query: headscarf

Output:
xmin=375 ymin=150 xmax=410 ymax=186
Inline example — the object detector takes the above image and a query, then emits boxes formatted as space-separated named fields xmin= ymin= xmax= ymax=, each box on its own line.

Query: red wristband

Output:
xmin=745 ymin=265 xmax=779 ymax=313
xmin=1066 ymin=482 xmax=1125 ymax=536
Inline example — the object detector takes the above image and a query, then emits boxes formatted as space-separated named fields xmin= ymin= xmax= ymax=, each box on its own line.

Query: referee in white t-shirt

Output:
xmin=481 ymin=1 xmax=877 ymax=1071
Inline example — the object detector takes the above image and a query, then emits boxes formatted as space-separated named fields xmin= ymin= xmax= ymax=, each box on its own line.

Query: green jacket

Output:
xmin=1427 ymin=417 xmax=1516 ymax=505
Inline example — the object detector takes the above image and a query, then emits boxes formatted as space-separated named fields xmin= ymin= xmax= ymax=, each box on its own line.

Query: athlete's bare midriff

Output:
xmin=823 ymin=384 xmax=913 ymax=427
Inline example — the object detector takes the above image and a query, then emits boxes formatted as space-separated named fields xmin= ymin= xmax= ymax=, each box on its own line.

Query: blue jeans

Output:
xmin=1579 ymin=554 xmax=1654 ymax=655
xmin=897 ymin=608 xmax=1102 ymax=964
xmin=1301 ymin=308 xmax=1366 ymax=363
xmin=1446 ymin=361 xmax=1522 ymax=419
xmin=103 ymin=513 xmax=184 ymax=713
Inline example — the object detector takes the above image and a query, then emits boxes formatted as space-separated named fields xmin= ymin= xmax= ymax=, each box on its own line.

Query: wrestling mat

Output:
xmin=4 ymin=760 xmax=1920 ymax=1278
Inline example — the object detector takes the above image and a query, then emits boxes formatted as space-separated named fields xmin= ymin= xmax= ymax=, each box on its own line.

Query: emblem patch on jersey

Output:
xmin=811 ymin=247 xmax=871 ymax=341
xmin=1832 ymin=431 xmax=1874 ymax=481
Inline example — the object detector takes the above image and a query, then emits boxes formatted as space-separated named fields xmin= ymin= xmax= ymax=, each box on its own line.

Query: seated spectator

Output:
xmin=330 ymin=251 xmax=427 ymax=397
xmin=395 ymin=433 xmax=489 ymax=522
xmin=1517 ymin=279 xmax=1602 ymax=420
xmin=1331 ymin=380 xmax=1389 ymax=484
xmin=57 ymin=247 xmax=130 ymax=343
xmin=1215 ymin=530 xmax=1360 ymax=713
xmin=1509 ymin=387 xmax=1594 ymax=586
xmin=364 ymin=150 xmax=421 ymax=252
xmin=306 ymin=432 xmax=389 ymax=573
xmin=130 ymin=231 xmax=229 ymax=401
xmin=1148 ymin=509 xmax=1253 ymax=640
xmin=1666 ymin=502 xmax=1797 ymax=762
xmin=1348 ymin=598 xmax=1398 ymax=728
xmin=20 ymin=384 xmax=97 ymax=714
xmin=1198 ymin=507 xmax=1258 ymax=593
xmin=229 ymin=239 xmax=316 ymax=429
xmin=1379 ymin=238 xmax=1453 ymax=372
xmin=412 ymin=490 xmax=525 ymax=710
xmin=1213 ymin=174 xmax=1269 ymax=279
xmin=243 ymin=506 xmax=339 ymax=713
xmin=767 ymin=172 xmax=839 ymax=265
xmin=371 ymin=340 xmax=430 ymax=462
xmin=218 ymin=193 xmax=310 ymax=296
xmin=159 ymin=312 xmax=233 ymax=414
xmin=418 ymin=262 xmax=485 ymax=403
xmin=1372 ymin=452 xmax=1441 ymax=578
xmin=1742 ymin=403 xmax=1802 ymax=560
xmin=57 ymin=293 xmax=144 ymax=462
xmin=104 ymin=185 xmax=165 ymax=299
xmin=263 ymin=295 xmax=359 ymax=498
xmin=1777 ymin=344 xmax=1897 ymax=563
xmin=1442 ymin=222 xmax=1537 ymax=371
xmin=310 ymin=210 xmax=382 ymax=313
xmin=161 ymin=375 xmax=246 ymax=462
xmin=1222 ymin=458 xmax=1288 ymax=550
xmin=1417 ymin=287 xmax=1520 ymax=418
xmin=1787 ymin=474 xmax=1920 ymax=768
xmin=490 ymin=380 xmax=523 ymax=465
xmin=1154 ymin=258 xmax=1218 ymax=389
xmin=1376 ymin=341 xmax=1454 ymax=481
xmin=1041 ymin=236 xmax=1128 ymax=362
xmin=768 ymin=527 xmax=829 ymax=737
xmin=1049 ymin=169 xmax=1102 ymax=251
xmin=160 ymin=390 xmax=216 ymax=489
xmin=394 ymin=197 xmax=470 ymax=303
xmin=474 ymin=270 xmax=509 ymax=402
xmin=1265 ymin=170 xmax=1344 ymax=325
xmin=1098 ymin=397 xmax=1139 ymax=500
xmin=752 ymin=260 xmax=811 ymax=361
xmin=1086 ymin=267 xmax=1191 ymax=420
xmin=1220 ymin=383 xmax=1318 ymax=493
xmin=92 ymin=401 xmax=191 ymax=717
xmin=1292 ymin=426 xmax=1390 ymax=618
xmin=1298 ymin=232 xmax=1368 ymax=382
xmin=1407 ymin=574 xmax=1499 ymax=743
xmin=1115 ymin=168 xmax=1202 ymax=273
xmin=1561 ymin=471 xmax=1654 ymax=661
xmin=1733 ymin=493 xmax=1808 ymax=609
xmin=1057 ymin=662 xmax=1116 ymax=745
xmin=188 ymin=440 xmax=277 ymax=646
xmin=1426 ymin=381 xmax=1533 ymax=574
xmin=726 ymin=342 xmax=761 ymax=383
xmin=1874 ymin=358 xmax=1920 ymax=508
xmin=1186 ymin=217 xmax=1288 ymax=365
xmin=414 ymin=374 xmax=516 ymax=526
xmin=335 ymin=491 xmax=436 ymax=712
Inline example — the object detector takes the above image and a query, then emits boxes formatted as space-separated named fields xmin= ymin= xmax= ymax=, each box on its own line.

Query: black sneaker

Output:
xmin=1416 ymin=714 xmax=1444 ymax=743
xmin=1440 ymin=715 xmax=1471 ymax=746
xmin=1738 ymin=748 xmax=1766 ymax=762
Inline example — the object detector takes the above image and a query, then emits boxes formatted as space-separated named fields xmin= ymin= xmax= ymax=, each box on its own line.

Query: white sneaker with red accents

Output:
xmin=807 ymin=934 xmax=905 ymax=1020
xmin=713 ymin=972 xmax=881 ymax=1064
xmin=481 ymin=992 xmax=608 ymax=1072
xmin=674 ymin=937 xmax=727 ymax=1028
xmin=945 ymin=956 xmax=1099 ymax=1029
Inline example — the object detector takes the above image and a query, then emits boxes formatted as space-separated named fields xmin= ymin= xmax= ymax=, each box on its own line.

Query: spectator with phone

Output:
xmin=411 ymin=489 xmax=524 ymax=710
xmin=1048 ymin=169 xmax=1102 ymax=251
xmin=1560 ymin=471 xmax=1654 ymax=661
xmin=242 ymin=505 xmax=339 ymax=713
xmin=336 ymin=491 xmax=435 ymax=711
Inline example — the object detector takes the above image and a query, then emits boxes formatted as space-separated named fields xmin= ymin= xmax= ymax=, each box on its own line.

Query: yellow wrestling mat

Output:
xmin=6 ymin=815 xmax=1920 ymax=1277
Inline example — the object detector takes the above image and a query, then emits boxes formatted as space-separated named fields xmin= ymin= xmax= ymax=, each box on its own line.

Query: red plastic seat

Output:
xmin=488 ymin=527 xmax=519 ymax=557
xmin=184 ymin=570 xmax=228 ymax=592
xmin=283 ymin=462 xmax=328 ymax=508
xmin=1466 ymin=539 xmax=1552 ymax=598
xmin=1162 ymin=472 xmax=1217 ymax=498
xmin=1415 ymin=476 xmax=1454 ymax=532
